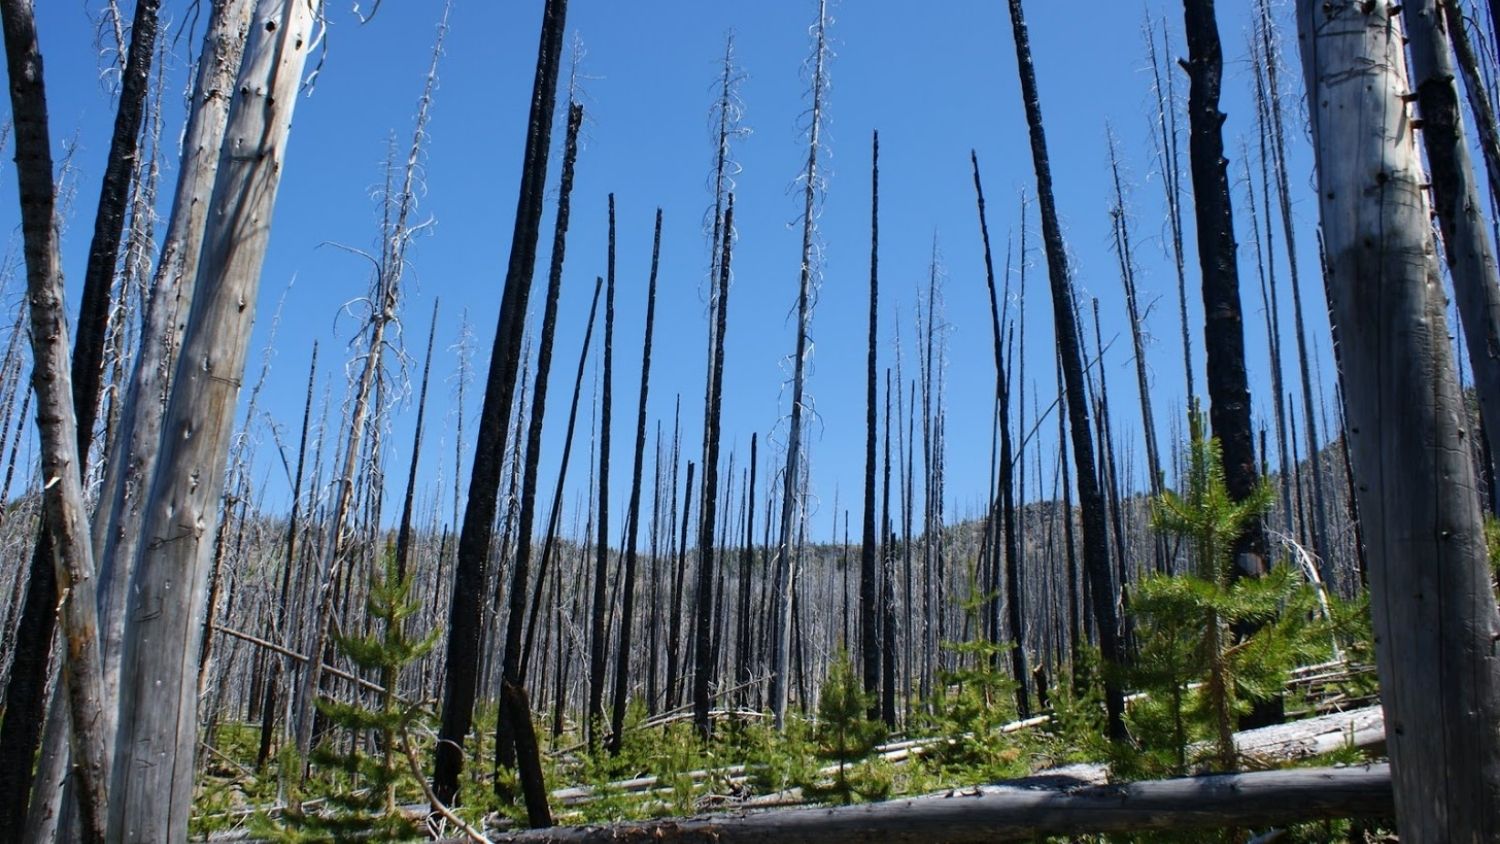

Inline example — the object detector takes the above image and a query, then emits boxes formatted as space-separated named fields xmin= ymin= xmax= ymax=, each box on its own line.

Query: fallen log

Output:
xmin=489 ymin=764 xmax=1392 ymax=843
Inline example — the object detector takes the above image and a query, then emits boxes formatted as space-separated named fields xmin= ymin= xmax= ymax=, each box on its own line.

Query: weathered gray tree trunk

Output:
xmin=1403 ymin=0 xmax=1500 ymax=508
xmin=1297 ymin=2 xmax=1500 ymax=839
xmin=0 ymin=1 xmax=110 ymax=837
xmin=109 ymin=1 xmax=318 ymax=839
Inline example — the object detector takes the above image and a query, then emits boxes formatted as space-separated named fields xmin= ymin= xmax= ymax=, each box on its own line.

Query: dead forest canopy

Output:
xmin=0 ymin=0 xmax=1497 ymax=842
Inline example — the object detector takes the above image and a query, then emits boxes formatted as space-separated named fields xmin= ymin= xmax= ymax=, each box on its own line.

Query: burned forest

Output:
xmin=0 ymin=0 xmax=1497 ymax=842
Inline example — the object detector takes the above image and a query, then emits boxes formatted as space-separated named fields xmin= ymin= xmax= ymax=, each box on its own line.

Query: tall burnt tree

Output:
xmin=434 ymin=0 xmax=569 ymax=805
xmin=1299 ymin=1 xmax=1500 ymax=837
xmin=1180 ymin=0 xmax=1277 ymax=731
xmin=693 ymin=196 xmax=734 ymax=737
xmin=1004 ymin=0 xmax=1125 ymax=740
xmin=500 ymin=100 xmax=581 ymax=778
xmin=610 ymin=209 xmax=662 ymax=752
xmin=1180 ymin=0 xmax=1265 ymax=558
xmin=972 ymin=151 xmax=1029 ymax=717
xmin=586 ymin=196 xmax=617 ymax=751
xmin=771 ymin=0 xmax=830 ymax=730
xmin=860 ymin=132 xmax=881 ymax=708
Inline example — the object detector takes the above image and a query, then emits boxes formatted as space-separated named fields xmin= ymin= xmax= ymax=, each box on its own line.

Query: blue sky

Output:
xmin=16 ymin=0 xmax=1335 ymax=543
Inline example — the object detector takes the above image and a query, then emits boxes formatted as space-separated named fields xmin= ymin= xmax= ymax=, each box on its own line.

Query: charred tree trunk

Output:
xmin=693 ymin=197 xmax=734 ymax=738
xmin=861 ymin=132 xmax=881 ymax=710
xmin=587 ymin=199 xmax=618 ymax=752
xmin=609 ymin=208 xmax=662 ymax=752
xmin=1004 ymin=0 xmax=1125 ymax=740
xmin=434 ymin=0 xmax=568 ymax=805
xmin=972 ymin=151 xmax=1030 ymax=717
xmin=771 ymin=0 xmax=829 ymax=730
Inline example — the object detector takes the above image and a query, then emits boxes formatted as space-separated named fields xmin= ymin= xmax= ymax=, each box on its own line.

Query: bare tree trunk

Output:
xmin=609 ymin=208 xmax=662 ymax=752
xmin=861 ymin=131 xmax=881 ymax=711
xmin=0 ymin=2 xmax=111 ymax=836
xmin=772 ymin=0 xmax=830 ymax=730
xmin=1298 ymin=2 xmax=1500 ymax=838
xmin=520 ymin=274 xmax=602 ymax=681
xmin=109 ymin=2 xmax=318 ymax=838
xmin=498 ymin=100 xmax=581 ymax=788
xmin=434 ymin=0 xmax=569 ymax=805
xmin=1004 ymin=0 xmax=1125 ymax=740
xmin=586 ymin=199 xmax=618 ymax=752
xmin=972 ymin=152 xmax=1030 ymax=717
xmin=257 ymin=342 xmax=318 ymax=770
xmin=693 ymin=197 xmax=734 ymax=737
xmin=1145 ymin=16 xmax=1196 ymax=407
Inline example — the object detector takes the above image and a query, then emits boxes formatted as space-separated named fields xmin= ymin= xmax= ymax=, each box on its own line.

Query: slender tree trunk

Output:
xmin=1145 ymin=16 xmax=1196 ymax=407
xmin=435 ymin=0 xmax=569 ymax=805
xmin=861 ymin=131 xmax=881 ymax=711
xmin=587 ymin=201 xmax=617 ymax=752
xmin=1298 ymin=3 xmax=1500 ymax=838
xmin=693 ymin=197 xmax=734 ymax=738
xmin=772 ymin=0 xmax=830 ymax=729
xmin=972 ymin=152 xmax=1030 ymax=717
xmin=609 ymin=208 xmax=662 ymax=752
xmin=520 ymin=275 xmax=602 ymax=680
xmin=1004 ymin=0 xmax=1125 ymax=740
xmin=497 ymin=100 xmax=582 ymax=790
xmin=257 ymin=342 xmax=318 ymax=770
xmin=0 ymin=2 xmax=112 ymax=836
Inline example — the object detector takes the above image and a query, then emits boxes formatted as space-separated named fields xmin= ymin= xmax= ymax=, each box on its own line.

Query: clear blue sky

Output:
xmin=16 ymin=0 xmax=1335 ymax=543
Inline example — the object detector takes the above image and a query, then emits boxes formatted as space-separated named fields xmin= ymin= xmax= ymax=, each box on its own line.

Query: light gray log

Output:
xmin=489 ymin=764 xmax=1392 ymax=843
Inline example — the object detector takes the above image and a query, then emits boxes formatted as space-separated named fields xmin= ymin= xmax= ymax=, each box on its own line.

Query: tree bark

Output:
xmin=609 ymin=208 xmax=661 ymax=752
xmin=0 ymin=1 xmax=112 ymax=836
xmin=1003 ymin=0 xmax=1125 ymax=740
xmin=1297 ymin=2 xmax=1500 ymax=838
xmin=109 ymin=2 xmax=318 ymax=838
xmin=693 ymin=197 xmax=734 ymax=737
xmin=435 ymin=0 xmax=569 ymax=805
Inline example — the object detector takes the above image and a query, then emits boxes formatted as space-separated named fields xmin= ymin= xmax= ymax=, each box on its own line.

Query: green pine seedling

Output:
xmin=1131 ymin=409 xmax=1318 ymax=774
xmin=263 ymin=546 xmax=440 ymax=841
xmin=804 ymin=651 xmax=889 ymax=804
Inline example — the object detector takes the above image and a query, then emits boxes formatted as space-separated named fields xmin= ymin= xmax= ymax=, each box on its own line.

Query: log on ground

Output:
xmin=488 ymin=763 xmax=1392 ymax=843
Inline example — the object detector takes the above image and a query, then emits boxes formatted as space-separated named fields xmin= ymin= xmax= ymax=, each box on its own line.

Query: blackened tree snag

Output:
xmin=434 ymin=0 xmax=569 ymax=805
xmin=1003 ymin=0 xmax=1125 ymax=740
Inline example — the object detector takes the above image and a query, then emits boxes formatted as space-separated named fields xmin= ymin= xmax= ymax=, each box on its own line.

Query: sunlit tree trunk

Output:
xmin=1298 ymin=2 xmax=1500 ymax=838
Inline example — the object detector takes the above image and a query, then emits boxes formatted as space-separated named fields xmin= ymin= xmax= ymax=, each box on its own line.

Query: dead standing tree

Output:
xmin=0 ymin=0 xmax=112 ymax=835
xmin=434 ymin=0 xmax=569 ymax=806
xmin=1298 ymin=1 xmax=1500 ymax=838
xmin=771 ymin=0 xmax=830 ymax=730
xmin=1004 ymin=0 xmax=1125 ymax=740
xmin=110 ymin=1 xmax=322 ymax=839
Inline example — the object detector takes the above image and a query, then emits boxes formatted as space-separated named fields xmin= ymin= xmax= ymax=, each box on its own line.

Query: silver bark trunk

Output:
xmin=108 ymin=1 xmax=318 ymax=839
xmin=1296 ymin=2 xmax=1500 ymax=839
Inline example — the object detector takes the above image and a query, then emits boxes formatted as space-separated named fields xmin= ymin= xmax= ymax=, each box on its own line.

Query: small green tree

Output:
xmin=1133 ymin=411 xmax=1317 ymax=774
xmin=805 ymin=651 xmax=889 ymax=804
xmin=267 ymin=547 xmax=439 ymax=840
